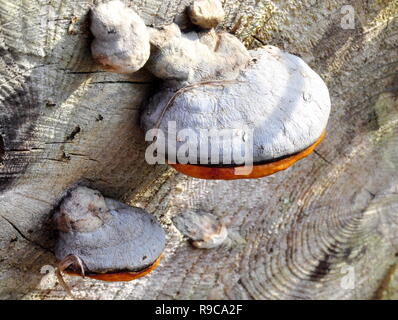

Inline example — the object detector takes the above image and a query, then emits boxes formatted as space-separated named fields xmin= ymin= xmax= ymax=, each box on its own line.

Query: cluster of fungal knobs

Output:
xmin=54 ymin=0 xmax=331 ymax=295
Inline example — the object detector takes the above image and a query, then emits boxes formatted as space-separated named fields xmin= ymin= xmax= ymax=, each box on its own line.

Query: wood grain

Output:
xmin=0 ymin=0 xmax=397 ymax=299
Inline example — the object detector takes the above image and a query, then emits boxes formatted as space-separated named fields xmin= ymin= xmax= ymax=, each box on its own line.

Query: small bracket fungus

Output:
xmin=90 ymin=0 xmax=150 ymax=73
xmin=188 ymin=0 xmax=226 ymax=29
xmin=53 ymin=187 xmax=165 ymax=295
xmin=173 ymin=210 xmax=228 ymax=249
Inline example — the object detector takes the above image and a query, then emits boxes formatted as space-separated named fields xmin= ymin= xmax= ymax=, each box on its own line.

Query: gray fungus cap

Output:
xmin=54 ymin=187 xmax=165 ymax=274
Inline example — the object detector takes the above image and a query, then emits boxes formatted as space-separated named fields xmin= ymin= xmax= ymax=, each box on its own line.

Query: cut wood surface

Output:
xmin=0 ymin=0 xmax=397 ymax=299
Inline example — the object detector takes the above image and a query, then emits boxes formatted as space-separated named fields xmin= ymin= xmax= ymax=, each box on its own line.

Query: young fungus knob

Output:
xmin=90 ymin=0 xmax=150 ymax=73
xmin=54 ymin=187 xmax=165 ymax=295
xmin=173 ymin=211 xmax=228 ymax=249
xmin=188 ymin=0 xmax=226 ymax=29
xmin=147 ymin=24 xmax=250 ymax=85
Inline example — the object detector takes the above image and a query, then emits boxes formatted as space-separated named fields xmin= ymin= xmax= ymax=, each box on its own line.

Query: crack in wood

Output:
xmin=364 ymin=188 xmax=376 ymax=199
xmin=66 ymin=126 xmax=81 ymax=141
xmin=68 ymin=153 xmax=98 ymax=162
xmin=14 ymin=192 xmax=53 ymax=206
xmin=40 ymin=157 xmax=68 ymax=163
xmin=237 ymin=278 xmax=256 ymax=299
xmin=0 ymin=214 xmax=53 ymax=253
xmin=251 ymin=34 xmax=266 ymax=45
xmin=309 ymin=254 xmax=332 ymax=281
xmin=0 ymin=134 xmax=4 ymax=165
xmin=313 ymin=150 xmax=332 ymax=165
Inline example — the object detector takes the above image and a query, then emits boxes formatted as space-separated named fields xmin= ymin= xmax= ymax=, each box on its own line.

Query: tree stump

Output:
xmin=0 ymin=0 xmax=397 ymax=299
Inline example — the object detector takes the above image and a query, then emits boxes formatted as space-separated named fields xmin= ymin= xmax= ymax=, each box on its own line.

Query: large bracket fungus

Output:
xmin=54 ymin=187 xmax=165 ymax=295
xmin=90 ymin=0 xmax=331 ymax=180
xmin=141 ymin=45 xmax=330 ymax=179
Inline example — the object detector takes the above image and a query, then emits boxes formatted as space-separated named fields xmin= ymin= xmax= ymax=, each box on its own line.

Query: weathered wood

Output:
xmin=0 ymin=0 xmax=397 ymax=299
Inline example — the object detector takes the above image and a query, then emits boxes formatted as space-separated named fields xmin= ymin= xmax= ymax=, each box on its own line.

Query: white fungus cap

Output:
xmin=142 ymin=46 xmax=331 ymax=164
xmin=90 ymin=0 xmax=150 ymax=74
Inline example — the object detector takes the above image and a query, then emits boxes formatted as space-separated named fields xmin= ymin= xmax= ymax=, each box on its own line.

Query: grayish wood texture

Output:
xmin=0 ymin=0 xmax=397 ymax=299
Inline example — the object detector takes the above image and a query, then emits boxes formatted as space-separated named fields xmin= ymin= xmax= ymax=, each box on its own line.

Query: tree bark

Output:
xmin=0 ymin=0 xmax=397 ymax=300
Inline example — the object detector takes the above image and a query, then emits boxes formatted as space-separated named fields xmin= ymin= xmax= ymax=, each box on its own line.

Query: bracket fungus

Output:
xmin=89 ymin=0 xmax=331 ymax=180
xmin=141 ymin=46 xmax=331 ymax=180
xmin=54 ymin=187 xmax=165 ymax=295
xmin=90 ymin=0 xmax=150 ymax=73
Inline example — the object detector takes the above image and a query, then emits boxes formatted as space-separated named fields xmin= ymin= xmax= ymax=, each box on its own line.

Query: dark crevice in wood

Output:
xmin=0 ymin=134 xmax=4 ymax=165
xmin=237 ymin=278 xmax=256 ymax=299
xmin=66 ymin=126 xmax=81 ymax=141
xmin=41 ymin=157 xmax=68 ymax=163
xmin=251 ymin=35 xmax=266 ymax=46
xmin=68 ymin=153 xmax=99 ymax=162
xmin=313 ymin=150 xmax=332 ymax=165
xmin=1 ymin=215 xmax=31 ymax=242
xmin=62 ymin=152 xmax=71 ymax=161
xmin=45 ymin=101 xmax=56 ymax=108
xmin=309 ymin=254 xmax=332 ymax=281
xmin=364 ymin=189 xmax=376 ymax=199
